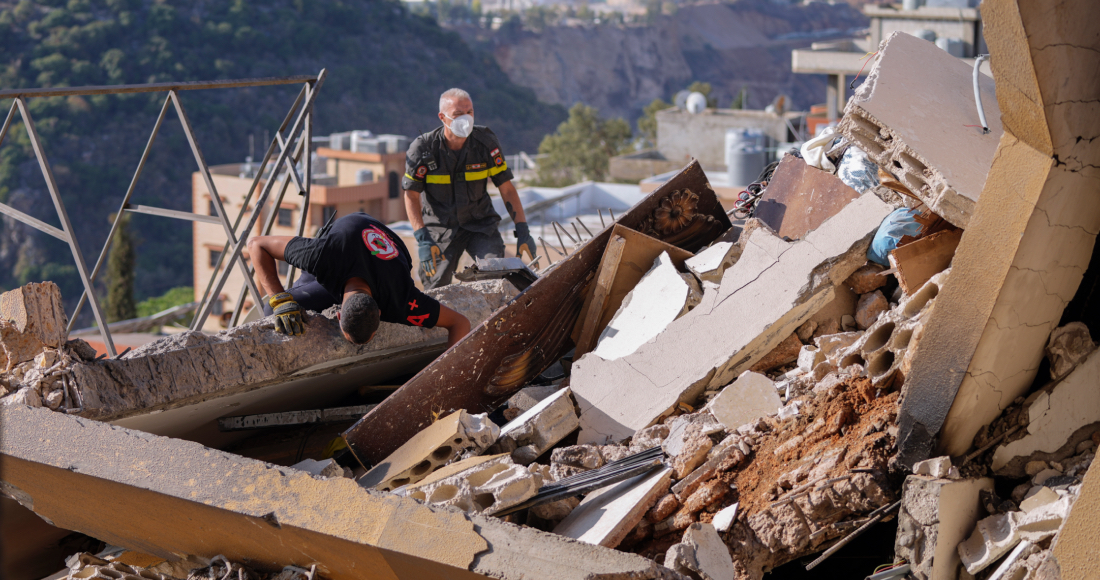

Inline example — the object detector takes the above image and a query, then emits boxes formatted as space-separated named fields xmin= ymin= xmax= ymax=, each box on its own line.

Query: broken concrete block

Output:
xmin=497 ymin=388 xmax=579 ymax=465
xmin=554 ymin=467 xmax=672 ymax=548
xmin=646 ymin=493 xmax=680 ymax=522
xmin=913 ymin=456 xmax=952 ymax=479
xmin=667 ymin=429 xmax=713 ymax=480
xmin=664 ymin=523 xmax=736 ymax=580
xmin=0 ymin=282 xmax=68 ymax=372
xmin=705 ymin=371 xmax=781 ymax=433
xmin=681 ymin=479 xmax=728 ymax=514
xmin=630 ymin=424 xmax=669 ymax=452
xmin=592 ymin=252 xmax=689 ymax=361
xmin=670 ymin=436 xmax=745 ymax=500
xmin=1033 ymin=469 xmax=1061 ymax=486
xmin=573 ymin=194 xmax=891 ymax=444
xmin=711 ymin=503 xmax=738 ymax=532
xmin=838 ymin=32 xmax=1002 ymax=228
xmin=835 ymin=269 xmax=949 ymax=387
xmin=959 ymin=513 xmax=1024 ymax=575
xmin=43 ymin=389 xmax=63 ymax=410
xmin=895 ymin=475 xmax=992 ymax=580
xmin=2 ymin=387 xmax=42 ymax=408
xmin=550 ymin=444 xmax=605 ymax=480
xmin=1019 ymin=487 xmax=1059 ymax=513
xmin=797 ymin=345 xmax=821 ymax=373
xmin=796 ymin=320 xmax=817 ymax=343
xmin=662 ymin=411 xmax=723 ymax=456
xmin=405 ymin=453 xmax=542 ymax=515
xmin=816 ymin=331 xmax=863 ymax=367
xmin=992 ymin=349 xmax=1100 ymax=477
xmin=290 ymin=458 xmax=345 ymax=478
xmin=748 ymin=332 xmax=802 ymax=374
xmin=855 ymin=291 xmax=888 ymax=330
xmin=531 ymin=496 xmax=580 ymax=522
xmin=686 ymin=241 xmax=741 ymax=284
xmin=360 ymin=410 xmax=500 ymax=491
xmin=845 ymin=263 xmax=888 ymax=295
xmin=1025 ymin=461 xmax=1049 ymax=477
xmin=1046 ymin=322 xmax=1096 ymax=381
xmin=505 ymin=385 xmax=562 ymax=416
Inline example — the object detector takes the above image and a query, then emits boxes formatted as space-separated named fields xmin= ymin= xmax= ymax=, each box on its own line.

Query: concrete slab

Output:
xmin=1049 ymin=456 xmax=1100 ymax=580
xmin=0 ymin=404 xmax=680 ymax=580
xmin=838 ymin=31 xmax=1003 ymax=228
xmin=553 ymin=467 xmax=672 ymax=548
xmin=573 ymin=194 xmax=892 ymax=444
xmin=705 ymin=371 xmax=781 ymax=432
xmin=593 ymin=252 xmax=690 ymax=361
xmin=685 ymin=242 xmax=740 ymax=285
xmin=896 ymin=0 xmax=1100 ymax=466
xmin=991 ymin=349 xmax=1100 ymax=476
xmin=895 ymin=475 xmax=993 ymax=580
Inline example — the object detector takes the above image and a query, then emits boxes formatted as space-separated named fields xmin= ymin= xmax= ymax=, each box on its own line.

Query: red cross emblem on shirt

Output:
xmin=408 ymin=299 xmax=418 ymax=310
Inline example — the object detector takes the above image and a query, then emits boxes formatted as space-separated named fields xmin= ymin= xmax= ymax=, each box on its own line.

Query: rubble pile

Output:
xmin=3 ymin=3 xmax=1099 ymax=580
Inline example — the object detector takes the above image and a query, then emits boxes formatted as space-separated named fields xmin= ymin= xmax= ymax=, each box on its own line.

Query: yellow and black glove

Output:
xmin=414 ymin=228 xmax=443 ymax=278
xmin=267 ymin=292 xmax=304 ymax=336
xmin=515 ymin=222 xmax=536 ymax=261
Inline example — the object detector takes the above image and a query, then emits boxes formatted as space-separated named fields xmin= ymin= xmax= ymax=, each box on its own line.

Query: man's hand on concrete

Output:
xmin=414 ymin=228 xmax=443 ymax=278
xmin=515 ymin=222 xmax=536 ymax=262
xmin=267 ymin=292 xmax=305 ymax=336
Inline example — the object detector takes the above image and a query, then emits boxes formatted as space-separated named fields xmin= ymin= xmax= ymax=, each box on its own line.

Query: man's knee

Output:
xmin=469 ymin=231 xmax=506 ymax=259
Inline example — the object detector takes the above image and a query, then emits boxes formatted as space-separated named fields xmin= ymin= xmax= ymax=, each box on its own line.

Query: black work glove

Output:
xmin=515 ymin=222 xmax=536 ymax=261
xmin=414 ymin=228 xmax=443 ymax=278
xmin=266 ymin=292 xmax=304 ymax=336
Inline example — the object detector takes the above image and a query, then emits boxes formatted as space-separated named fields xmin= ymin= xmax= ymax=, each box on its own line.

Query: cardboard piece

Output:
xmin=889 ymin=229 xmax=963 ymax=295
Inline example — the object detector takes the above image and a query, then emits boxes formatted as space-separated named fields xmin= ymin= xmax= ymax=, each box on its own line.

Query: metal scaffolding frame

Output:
xmin=0 ymin=71 xmax=325 ymax=357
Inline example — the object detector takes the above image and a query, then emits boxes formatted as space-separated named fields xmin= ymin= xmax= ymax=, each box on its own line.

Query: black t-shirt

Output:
xmin=283 ymin=213 xmax=441 ymax=328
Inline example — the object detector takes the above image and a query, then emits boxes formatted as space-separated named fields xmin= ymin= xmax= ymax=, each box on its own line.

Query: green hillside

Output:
xmin=0 ymin=0 xmax=564 ymax=323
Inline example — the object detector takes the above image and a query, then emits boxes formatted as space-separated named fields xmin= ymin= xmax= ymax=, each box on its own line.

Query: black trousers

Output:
xmin=260 ymin=272 xmax=339 ymax=315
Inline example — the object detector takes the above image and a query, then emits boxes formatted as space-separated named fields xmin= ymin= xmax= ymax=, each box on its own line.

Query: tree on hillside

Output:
xmin=105 ymin=214 xmax=136 ymax=323
xmin=638 ymin=98 xmax=672 ymax=147
xmin=535 ymin=104 xmax=632 ymax=187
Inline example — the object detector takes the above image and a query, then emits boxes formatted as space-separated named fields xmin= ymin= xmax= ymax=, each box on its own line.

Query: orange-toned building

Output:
xmin=192 ymin=133 xmax=410 ymax=330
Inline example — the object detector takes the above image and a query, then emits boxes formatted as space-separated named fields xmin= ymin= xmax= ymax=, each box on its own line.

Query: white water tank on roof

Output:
xmin=726 ymin=129 xmax=767 ymax=187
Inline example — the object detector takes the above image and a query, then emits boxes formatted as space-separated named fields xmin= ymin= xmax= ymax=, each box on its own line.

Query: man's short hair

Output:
xmin=341 ymin=293 xmax=380 ymax=344
xmin=439 ymin=88 xmax=472 ymax=113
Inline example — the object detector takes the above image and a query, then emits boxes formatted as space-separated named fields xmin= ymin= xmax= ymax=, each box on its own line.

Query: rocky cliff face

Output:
xmin=458 ymin=0 xmax=869 ymax=122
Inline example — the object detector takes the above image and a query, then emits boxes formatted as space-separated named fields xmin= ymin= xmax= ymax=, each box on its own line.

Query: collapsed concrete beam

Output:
xmin=0 ymin=404 xmax=683 ymax=580
xmin=894 ymin=475 xmax=993 ymax=580
xmin=69 ymin=280 xmax=516 ymax=426
xmin=837 ymin=32 xmax=1002 ymax=228
xmin=572 ymin=193 xmax=892 ymax=444
xmin=895 ymin=0 xmax=1100 ymax=467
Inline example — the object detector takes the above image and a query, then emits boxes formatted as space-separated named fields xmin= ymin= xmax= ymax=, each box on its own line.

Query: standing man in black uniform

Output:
xmin=247 ymin=212 xmax=471 ymax=347
xmin=402 ymin=88 xmax=538 ymax=290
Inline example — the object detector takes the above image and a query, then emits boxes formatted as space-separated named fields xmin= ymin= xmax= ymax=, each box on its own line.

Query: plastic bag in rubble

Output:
xmin=868 ymin=207 xmax=922 ymax=265
xmin=800 ymin=127 xmax=837 ymax=172
xmin=836 ymin=146 xmax=880 ymax=194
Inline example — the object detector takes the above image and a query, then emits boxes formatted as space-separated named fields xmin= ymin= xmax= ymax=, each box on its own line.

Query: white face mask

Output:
xmin=443 ymin=113 xmax=474 ymax=138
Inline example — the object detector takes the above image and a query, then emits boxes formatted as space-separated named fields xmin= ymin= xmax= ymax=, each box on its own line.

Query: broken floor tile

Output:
xmin=572 ymin=194 xmax=891 ymax=445
xmin=592 ymin=252 xmax=690 ymax=362
xmin=554 ymin=467 xmax=672 ymax=548
xmin=705 ymin=371 xmax=781 ymax=433
xmin=359 ymin=410 xmax=499 ymax=491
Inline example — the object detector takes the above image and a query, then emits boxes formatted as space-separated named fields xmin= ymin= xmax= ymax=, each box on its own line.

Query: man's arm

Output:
xmin=246 ymin=235 xmax=296 ymax=297
xmin=435 ymin=304 xmax=470 ymax=348
xmin=498 ymin=181 xmax=527 ymax=223
xmin=404 ymin=190 xmax=426 ymax=230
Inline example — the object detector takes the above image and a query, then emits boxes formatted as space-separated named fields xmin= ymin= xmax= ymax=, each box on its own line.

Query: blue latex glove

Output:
xmin=414 ymin=228 xmax=443 ymax=278
xmin=515 ymin=222 xmax=536 ymax=261
xmin=868 ymin=207 xmax=923 ymax=265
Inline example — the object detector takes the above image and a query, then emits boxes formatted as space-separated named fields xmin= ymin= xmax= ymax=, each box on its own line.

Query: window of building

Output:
xmin=208 ymin=199 xmax=218 ymax=217
xmin=208 ymin=249 xmax=221 ymax=268
xmin=278 ymin=260 xmax=289 ymax=276
xmin=211 ymin=297 xmax=224 ymax=316
xmin=277 ymin=207 xmax=293 ymax=227
xmin=388 ymin=171 xmax=400 ymax=199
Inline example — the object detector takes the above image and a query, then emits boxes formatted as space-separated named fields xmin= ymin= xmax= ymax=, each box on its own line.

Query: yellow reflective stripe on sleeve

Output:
xmin=488 ymin=161 xmax=509 ymax=176
xmin=464 ymin=169 xmax=489 ymax=181
xmin=425 ymin=174 xmax=451 ymax=184
xmin=404 ymin=172 xmax=423 ymax=182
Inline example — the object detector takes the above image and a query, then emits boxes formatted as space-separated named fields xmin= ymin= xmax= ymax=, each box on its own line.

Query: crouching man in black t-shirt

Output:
xmin=247 ymin=212 xmax=471 ymax=347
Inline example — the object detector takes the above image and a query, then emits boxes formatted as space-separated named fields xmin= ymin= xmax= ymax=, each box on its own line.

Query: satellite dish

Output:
xmin=686 ymin=91 xmax=707 ymax=114
xmin=673 ymin=90 xmax=690 ymax=109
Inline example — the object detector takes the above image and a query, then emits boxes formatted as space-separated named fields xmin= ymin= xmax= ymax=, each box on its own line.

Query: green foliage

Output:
xmin=731 ymin=85 xmax=747 ymax=110
xmin=105 ymin=213 xmax=136 ymax=322
xmin=136 ymin=286 xmax=194 ymax=319
xmin=535 ymin=103 xmax=632 ymax=187
xmin=638 ymin=98 xmax=672 ymax=147
xmin=522 ymin=5 xmax=560 ymax=31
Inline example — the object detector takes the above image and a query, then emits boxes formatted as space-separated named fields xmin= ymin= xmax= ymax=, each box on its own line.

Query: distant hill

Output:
xmin=0 ymin=0 xmax=565 ymax=324
xmin=454 ymin=0 xmax=869 ymax=122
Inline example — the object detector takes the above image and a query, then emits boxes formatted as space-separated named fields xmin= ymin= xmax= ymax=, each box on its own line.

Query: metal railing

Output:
xmin=0 ymin=72 xmax=325 ymax=356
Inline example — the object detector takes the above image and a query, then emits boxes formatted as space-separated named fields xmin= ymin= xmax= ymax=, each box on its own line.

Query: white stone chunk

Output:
xmin=705 ymin=371 xmax=782 ymax=432
xmin=797 ymin=345 xmax=820 ymax=372
xmin=593 ymin=252 xmax=689 ymax=361
xmin=958 ymin=512 xmax=1023 ymax=575
xmin=711 ymin=503 xmax=739 ymax=532
xmin=498 ymin=388 xmax=579 ymax=461
xmin=913 ymin=456 xmax=952 ymax=479
xmin=664 ymin=523 xmax=736 ymax=580
xmin=1019 ymin=487 xmax=1059 ymax=513
xmin=554 ymin=467 xmax=672 ymax=548
xmin=686 ymin=242 xmax=739 ymax=284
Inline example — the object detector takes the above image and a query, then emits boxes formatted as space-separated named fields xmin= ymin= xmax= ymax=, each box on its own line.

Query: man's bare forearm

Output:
xmin=499 ymin=181 xmax=527 ymax=223
xmin=404 ymin=190 xmax=426 ymax=230
xmin=246 ymin=236 xmax=293 ymax=298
